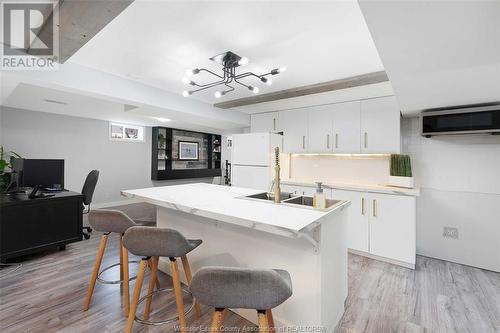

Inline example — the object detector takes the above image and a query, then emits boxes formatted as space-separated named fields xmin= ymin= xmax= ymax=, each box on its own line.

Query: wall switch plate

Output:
xmin=443 ymin=226 xmax=459 ymax=239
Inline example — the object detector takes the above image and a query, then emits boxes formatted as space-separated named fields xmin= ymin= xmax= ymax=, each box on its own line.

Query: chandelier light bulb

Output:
xmin=214 ymin=91 xmax=222 ymax=98
xmin=252 ymin=86 xmax=260 ymax=94
xmin=266 ymin=78 xmax=273 ymax=85
xmin=270 ymin=66 xmax=287 ymax=75
xmin=182 ymin=90 xmax=192 ymax=97
xmin=182 ymin=77 xmax=190 ymax=84
xmin=238 ymin=57 xmax=249 ymax=66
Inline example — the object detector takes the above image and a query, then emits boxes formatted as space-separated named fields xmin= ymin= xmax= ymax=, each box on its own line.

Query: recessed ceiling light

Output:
xmin=154 ymin=117 xmax=171 ymax=122
xmin=43 ymin=99 xmax=68 ymax=105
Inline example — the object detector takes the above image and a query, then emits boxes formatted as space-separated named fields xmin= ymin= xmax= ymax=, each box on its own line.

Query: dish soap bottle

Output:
xmin=313 ymin=182 xmax=326 ymax=210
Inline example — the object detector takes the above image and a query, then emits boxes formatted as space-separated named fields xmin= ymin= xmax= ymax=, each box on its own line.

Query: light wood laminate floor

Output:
xmin=0 ymin=203 xmax=499 ymax=333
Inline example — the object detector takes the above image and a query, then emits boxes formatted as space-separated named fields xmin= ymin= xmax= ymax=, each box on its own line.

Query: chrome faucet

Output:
xmin=274 ymin=147 xmax=281 ymax=203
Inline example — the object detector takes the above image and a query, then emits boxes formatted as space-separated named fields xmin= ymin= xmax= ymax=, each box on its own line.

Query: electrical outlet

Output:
xmin=443 ymin=226 xmax=459 ymax=239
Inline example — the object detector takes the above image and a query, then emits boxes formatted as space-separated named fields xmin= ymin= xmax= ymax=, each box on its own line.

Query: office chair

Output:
xmin=82 ymin=170 xmax=99 ymax=239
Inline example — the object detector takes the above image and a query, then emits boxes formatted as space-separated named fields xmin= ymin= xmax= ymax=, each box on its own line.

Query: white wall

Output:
xmin=0 ymin=107 xmax=216 ymax=204
xmin=402 ymin=117 xmax=500 ymax=272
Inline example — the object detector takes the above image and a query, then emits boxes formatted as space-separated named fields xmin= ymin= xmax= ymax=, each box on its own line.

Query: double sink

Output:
xmin=242 ymin=192 xmax=342 ymax=212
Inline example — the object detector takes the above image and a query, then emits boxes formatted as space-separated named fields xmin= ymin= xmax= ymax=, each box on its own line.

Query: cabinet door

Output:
xmin=333 ymin=189 xmax=369 ymax=252
xmin=331 ymin=101 xmax=361 ymax=153
xmin=307 ymin=105 xmax=333 ymax=153
xmin=360 ymin=96 xmax=401 ymax=153
xmin=250 ymin=112 xmax=279 ymax=133
xmin=279 ymin=109 xmax=308 ymax=153
xmin=368 ymin=193 xmax=416 ymax=264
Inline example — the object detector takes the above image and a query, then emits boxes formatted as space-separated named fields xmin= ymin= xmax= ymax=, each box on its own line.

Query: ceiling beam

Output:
xmin=35 ymin=0 xmax=135 ymax=63
xmin=214 ymin=71 xmax=389 ymax=109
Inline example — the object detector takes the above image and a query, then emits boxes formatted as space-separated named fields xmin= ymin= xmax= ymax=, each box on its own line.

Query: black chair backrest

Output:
xmin=82 ymin=170 xmax=99 ymax=206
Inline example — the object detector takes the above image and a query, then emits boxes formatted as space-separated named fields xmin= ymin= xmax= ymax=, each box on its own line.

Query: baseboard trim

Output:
xmin=348 ymin=248 xmax=415 ymax=269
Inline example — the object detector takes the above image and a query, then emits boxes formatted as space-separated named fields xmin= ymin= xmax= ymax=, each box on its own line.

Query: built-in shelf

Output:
xmin=151 ymin=127 xmax=222 ymax=180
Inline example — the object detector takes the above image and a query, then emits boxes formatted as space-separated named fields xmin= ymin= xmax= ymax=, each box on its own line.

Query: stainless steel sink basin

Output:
xmin=245 ymin=192 xmax=293 ymax=201
xmin=240 ymin=192 xmax=344 ymax=212
xmin=282 ymin=196 xmax=343 ymax=211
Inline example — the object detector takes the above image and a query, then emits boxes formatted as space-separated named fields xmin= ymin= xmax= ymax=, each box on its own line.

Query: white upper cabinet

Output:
xmin=308 ymin=101 xmax=361 ymax=153
xmin=360 ymin=96 xmax=401 ymax=154
xmin=251 ymin=96 xmax=401 ymax=154
xmin=331 ymin=101 xmax=361 ymax=153
xmin=307 ymin=105 xmax=334 ymax=153
xmin=279 ymin=109 xmax=308 ymax=153
xmin=250 ymin=112 xmax=279 ymax=133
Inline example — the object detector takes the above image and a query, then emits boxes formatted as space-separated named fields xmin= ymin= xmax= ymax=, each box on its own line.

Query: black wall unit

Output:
xmin=151 ymin=127 xmax=222 ymax=180
xmin=0 ymin=191 xmax=83 ymax=262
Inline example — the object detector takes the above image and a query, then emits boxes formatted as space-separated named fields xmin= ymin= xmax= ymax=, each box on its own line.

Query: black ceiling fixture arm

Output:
xmin=182 ymin=51 xmax=285 ymax=98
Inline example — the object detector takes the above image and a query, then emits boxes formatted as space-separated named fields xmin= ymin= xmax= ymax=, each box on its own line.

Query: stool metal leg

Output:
xmin=143 ymin=256 xmax=159 ymax=320
xmin=257 ymin=310 xmax=269 ymax=332
xmin=181 ymin=255 xmax=202 ymax=318
xmin=211 ymin=308 xmax=225 ymax=332
xmin=83 ymin=233 xmax=108 ymax=311
xmin=125 ymin=258 xmax=148 ymax=333
xmin=266 ymin=310 xmax=275 ymax=332
xmin=171 ymin=258 xmax=187 ymax=333
xmin=122 ymin=239 xmax=130 ymax=316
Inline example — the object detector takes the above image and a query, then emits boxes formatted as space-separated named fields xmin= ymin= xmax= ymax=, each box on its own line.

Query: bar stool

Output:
xmin=123 ymin=226 xmax=202 ymax=333
xmin=83 ymin=209 xmax=158 ymax=316
xmin=190 ymin=267 xmax=293 ymax=332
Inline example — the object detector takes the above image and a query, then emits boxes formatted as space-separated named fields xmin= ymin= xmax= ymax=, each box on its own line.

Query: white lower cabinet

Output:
xmin=334 ymin=189 xmax=416 ymax=267
xmin=334 ymin=190 xmax=369 ymax=252
xmin=281 ymin=184 xmax=416 ymax=268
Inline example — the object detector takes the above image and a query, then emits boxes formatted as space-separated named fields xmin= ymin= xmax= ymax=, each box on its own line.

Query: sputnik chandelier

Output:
xmin=182 ymin=51 xmax=286 ymax=98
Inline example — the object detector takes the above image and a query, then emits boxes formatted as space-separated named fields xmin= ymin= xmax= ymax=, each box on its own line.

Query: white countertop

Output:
xmin=121 ymin=183 xmax=349 ymax=233
xmin=281 ymin=179 xmax=420 ymax=196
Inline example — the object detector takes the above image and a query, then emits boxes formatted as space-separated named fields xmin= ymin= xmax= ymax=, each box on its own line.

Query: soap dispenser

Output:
xmin=313 ymin=182 xmax=326 ymax=210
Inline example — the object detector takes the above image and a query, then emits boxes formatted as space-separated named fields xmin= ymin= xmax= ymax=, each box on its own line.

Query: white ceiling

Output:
xmin=1 ymin=83 xmax=242 ymax=134
xmin=359 ymin=0 xmax=500 ymax=114
xmin=69 ymin=0 xmax=384 ymax=104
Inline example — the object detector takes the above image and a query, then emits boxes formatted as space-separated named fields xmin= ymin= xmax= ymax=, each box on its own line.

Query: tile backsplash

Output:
xmin=283 ymin=154 xmax=391 ymax=185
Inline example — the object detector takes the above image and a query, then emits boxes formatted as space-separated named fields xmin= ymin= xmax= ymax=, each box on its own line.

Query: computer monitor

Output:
xmin=13 ymin=159 xmax=65 ymax=189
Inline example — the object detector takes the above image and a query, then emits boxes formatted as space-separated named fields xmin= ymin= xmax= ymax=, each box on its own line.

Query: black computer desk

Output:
xmin=0 ymin=190 xmax=84 ymax=263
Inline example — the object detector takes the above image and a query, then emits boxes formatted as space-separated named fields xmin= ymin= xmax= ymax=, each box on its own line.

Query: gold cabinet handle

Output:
xmin=364 ymin=132 xmax=368 ymax=148
xmin=361 ymin=198 xmax=366 ymax=215
xmin=273 ymin=118 xmax=276 ymax=131
xmin=327 ymin=134 xmax=330 ymax=149
xmin=302 ymin=136 xmax=306 ymax=150
xmin=335 ymin=133 xmax=339 ymax=149
xmin=373 ymin=199 xmax=377 ymax=217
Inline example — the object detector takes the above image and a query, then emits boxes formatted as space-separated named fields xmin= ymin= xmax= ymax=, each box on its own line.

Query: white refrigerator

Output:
xmin=231 ymin=132 xmax=283 ymax=191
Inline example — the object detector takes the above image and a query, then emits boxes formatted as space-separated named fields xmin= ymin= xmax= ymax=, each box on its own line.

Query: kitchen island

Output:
xmin=122 ymin=183 xmax=350 ymax=331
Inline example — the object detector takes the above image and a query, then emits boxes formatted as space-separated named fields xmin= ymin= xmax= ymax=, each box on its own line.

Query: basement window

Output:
xmin=109 ymin=122 xmax=145 ymax=142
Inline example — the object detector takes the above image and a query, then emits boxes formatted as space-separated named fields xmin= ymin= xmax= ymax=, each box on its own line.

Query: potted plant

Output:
xmin=388 ymin=154 xmax=414 ymax=188
xmin=0 ymin=146 xmax=21 ymax=191
xmin=158 ymin=133 xmax=166 ymax=149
